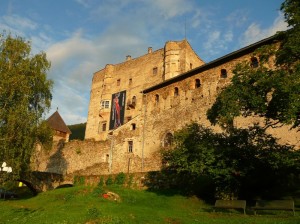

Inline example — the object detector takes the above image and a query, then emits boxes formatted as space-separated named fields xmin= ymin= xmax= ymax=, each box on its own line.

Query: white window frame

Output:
xmin=101 ymin=100 xmax=110 ymax=109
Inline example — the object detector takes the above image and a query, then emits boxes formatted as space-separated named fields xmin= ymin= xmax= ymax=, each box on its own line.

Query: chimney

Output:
xmin=126 ymin=55 xmax=131 ymax=61
xmin=148 ymin=47 xmax=152 ymax=53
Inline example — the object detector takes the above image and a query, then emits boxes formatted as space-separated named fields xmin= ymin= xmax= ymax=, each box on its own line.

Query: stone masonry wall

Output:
xmin=33 ymin=140 xmax=110 ymax=175
xmin=85 ymin=39 xmax=204 ymax=141
xmin=143 ymin=49 xmax=300 ymax=154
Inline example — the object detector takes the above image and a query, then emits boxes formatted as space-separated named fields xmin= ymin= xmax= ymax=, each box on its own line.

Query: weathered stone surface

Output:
xmin=34 ymin=37 xmax=299 ymax=177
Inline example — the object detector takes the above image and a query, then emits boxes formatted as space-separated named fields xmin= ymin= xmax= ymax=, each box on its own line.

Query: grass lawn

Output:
xmin=0 ymin=185 xmax=299 ymax=224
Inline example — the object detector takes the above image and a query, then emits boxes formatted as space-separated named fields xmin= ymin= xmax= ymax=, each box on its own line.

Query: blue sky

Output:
xmin=0 ymin=0 xmax=288 ymax=125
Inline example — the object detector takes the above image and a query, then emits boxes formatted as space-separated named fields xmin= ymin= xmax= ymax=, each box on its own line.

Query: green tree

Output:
xmin=0 ymin=33 xmax=53 ymax=178
xmin=207 ymin=0 xmax=300 ymax=129
xmin=160 ymin=123 xmax=299 ymax=199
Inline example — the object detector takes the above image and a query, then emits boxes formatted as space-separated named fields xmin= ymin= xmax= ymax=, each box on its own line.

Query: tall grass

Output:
xmin=0 ymin=185 xmax=299 ymax=224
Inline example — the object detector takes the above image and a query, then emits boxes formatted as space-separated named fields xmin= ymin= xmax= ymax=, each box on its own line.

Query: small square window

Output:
xmin=251 ymin=57 xmax=259 ymax=68
xmin=153 ymin=67 xmax=158 ymax=75
xmin=195 ymin=79 xmax=201 ymax=88
xmin=101 ymin=100 xmax=110 ymax=109
xmin=117 ymin=79 xmax=121 ymax=86
xmin=131 ymin=123 xmax=136 ymax=130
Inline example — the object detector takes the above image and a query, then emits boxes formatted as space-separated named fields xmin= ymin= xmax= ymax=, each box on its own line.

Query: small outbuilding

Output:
xmin=47 ymin=111 xmax=72 ymax=142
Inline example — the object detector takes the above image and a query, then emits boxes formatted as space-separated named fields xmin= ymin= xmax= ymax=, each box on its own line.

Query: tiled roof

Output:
xmin=47 ymin=111 xmax=72 ymax=134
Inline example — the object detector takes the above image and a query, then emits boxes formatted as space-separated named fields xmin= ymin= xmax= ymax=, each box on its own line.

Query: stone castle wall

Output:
xmin=34 ymin=37 xmax=299 ymax=177
xmin=32 ymin=138 xmax=162 ymax=176
xmin=85 ymin=39 xmax=204 ymax=141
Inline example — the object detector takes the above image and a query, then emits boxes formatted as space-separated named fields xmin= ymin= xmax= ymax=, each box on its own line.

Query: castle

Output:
xmin=83 ymin=35 xmax=299 ymax=175
xmin=35 ymin=35 xmax=299 ymax=177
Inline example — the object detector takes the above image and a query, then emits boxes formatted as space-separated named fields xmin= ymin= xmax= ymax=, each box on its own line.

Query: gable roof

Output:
xmin=47 ymin=111 xmax=72 ymax=134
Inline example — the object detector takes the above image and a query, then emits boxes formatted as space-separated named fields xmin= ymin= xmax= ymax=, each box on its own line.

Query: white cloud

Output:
xmin=3 ymin=14 xmax=37 ymax=30
xmin=45 ymin=29 xmax=147 ymax=124
xmin=203 ymin=30 xmax=234 ymax=58
xmin=226 ymin=10 xmax=249 ymax=27
xmin=151 ymin=0 xmax=192 ymax=19
xmin=75 ymin=0 xmax=92 ymax=8
xmin=240 ymin=12 xmax=288 ymax=46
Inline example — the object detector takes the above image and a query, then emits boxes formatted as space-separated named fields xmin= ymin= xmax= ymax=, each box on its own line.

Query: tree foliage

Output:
xmin=207 ymin=0 xmax=300 ymax=129
xmin=0 ymin=33 xmax=53 ymax=178
xmin=68 ymin=123 xmax=86 ymax=140
xmin=160 ymin=123 xmax=299 ymax=199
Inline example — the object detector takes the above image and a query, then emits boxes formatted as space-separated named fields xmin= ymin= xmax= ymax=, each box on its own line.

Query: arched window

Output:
xmin=195 ymin=79 xmax=201 ymax=88
xmin=155 ymin=94 xmax=159 ymax=105
xmin=163 ymin=132 xmax=173 ymax=147
xmin=251 ymin=57 xmax=259 ymax=68
xmin=174 ymin=87 xmax=179 ymax=97
xmin=220 ymin=69 xmax=227 ymax=78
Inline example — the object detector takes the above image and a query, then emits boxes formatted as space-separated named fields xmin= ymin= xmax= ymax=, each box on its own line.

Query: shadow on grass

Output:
xmin=143 ymin=171 xmax=216 ymax=204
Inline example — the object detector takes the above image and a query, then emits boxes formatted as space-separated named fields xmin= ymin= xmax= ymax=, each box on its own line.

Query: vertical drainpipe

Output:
xmin=108 ymin=133 xmax=114 ymax=174
xmin=141 ymin=92 xmax=147 ymax=172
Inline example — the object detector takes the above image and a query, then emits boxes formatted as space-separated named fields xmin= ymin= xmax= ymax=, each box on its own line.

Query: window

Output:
xmin=98 ymin=121 xmax=107 ymax=133
xmin=153 ymin=67 xmax=158 ymax=75
xmin=163 ymin=132 xmax=173 ymax=147
xmin=129 ymin=78 xmax=132 ymax=85
xmin=131 ymin=123 xmax=136 ymax=130
xmin=174 ymin=87 xmax=179 ymax=97
xmin=128 ymin=141 xmax=133 ymax=153
xmin=190 ymin=63 xmax=193 ymax=69
xmin=251 ymin=57 xmax=259 ymax=68
xmin=101 ymin=100 xmax=110 ymax=109
xmin=155 ymin=94 xmax=160 ymax=105
xmin=220 ymin=69 xmax=227 ymax=78
xmin=195 ymin=79 xmax=201 ymax=88
xmin=117 ymin=79 xmax=121 ymax=86
xmin=132 ymin=96 xmax=136 ymax=105
xmin=102 ymin=122 xmax=107 ymax=132
xmin=106 ymin=154 xmax=109 ymax=162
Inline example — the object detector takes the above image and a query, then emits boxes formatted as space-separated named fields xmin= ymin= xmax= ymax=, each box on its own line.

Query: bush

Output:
xmin=115 ymin=172 xmax=126 ymax=185
xmin=74 ymin=176 xmax=85 ymax=186
xmin=106 ymin=176 xmax=113 ymax=186
xmin=98 ymin=176 xmax=104 ymax=187
xmin=160 ymin=123 xmax=300 ymax=200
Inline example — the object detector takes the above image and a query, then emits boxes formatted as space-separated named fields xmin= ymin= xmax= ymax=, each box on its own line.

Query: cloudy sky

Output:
xmin=0 ymin=0 xmax=288 ymax=125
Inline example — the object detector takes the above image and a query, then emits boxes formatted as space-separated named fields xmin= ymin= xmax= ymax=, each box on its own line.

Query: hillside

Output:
xmin=68 ymin=123 xmax=86 ymax=140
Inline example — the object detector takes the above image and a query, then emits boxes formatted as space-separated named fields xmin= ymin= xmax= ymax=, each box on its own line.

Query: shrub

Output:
xmin=106 ymin=176 xmax=113 ymax=186
xmin=74 ymin=176 xmax=85 ymax=186
xmin=115 ymin=172 xmax=126 ymax=185
xmin=98 ymin=176 xmax=104 ymax=187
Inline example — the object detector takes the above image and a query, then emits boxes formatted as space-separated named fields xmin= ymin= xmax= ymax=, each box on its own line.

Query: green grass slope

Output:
xmin=0 ymin=186 xmax=299 ymax=224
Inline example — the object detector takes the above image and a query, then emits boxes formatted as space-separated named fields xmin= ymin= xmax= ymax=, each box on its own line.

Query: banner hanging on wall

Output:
xmin=109 ymin=90 xmax=126 ymax=130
